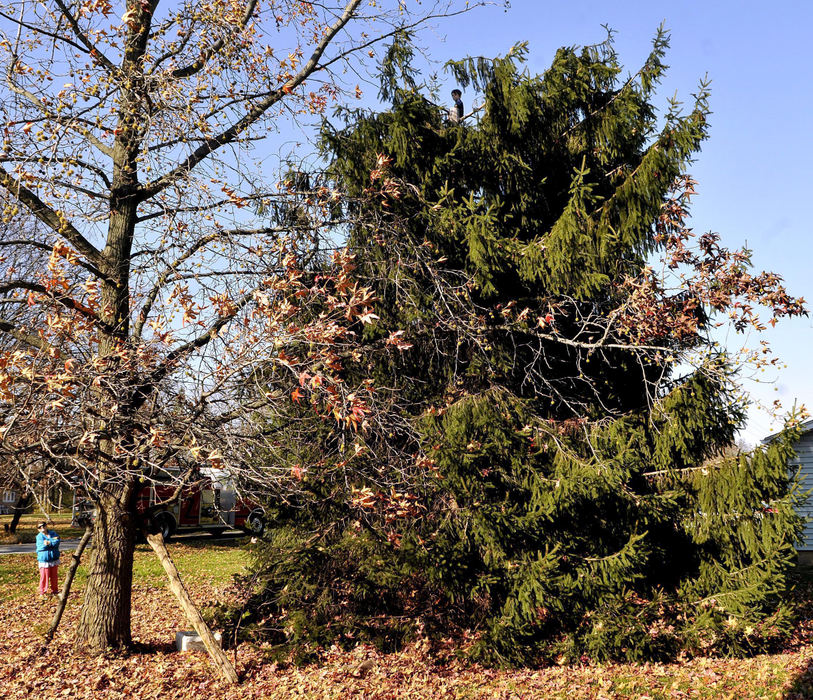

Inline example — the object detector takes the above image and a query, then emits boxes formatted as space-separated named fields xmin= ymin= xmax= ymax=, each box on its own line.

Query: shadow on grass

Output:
xmin=785 ymin=659 xmax=813 ymax=699
xmin=173 ymin=533 xmax=250 ymax=548
xmin=134 ymin=532 xmax=248 ymax=550
xmin=784 ymin=558 xmax=813 ymax=699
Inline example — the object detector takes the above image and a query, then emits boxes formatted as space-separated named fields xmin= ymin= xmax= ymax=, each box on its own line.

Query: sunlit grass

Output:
xmin=0 ymin=538 xmax=250 ymax=600
xmin=1 ymin=513 xmax=85 ymax=543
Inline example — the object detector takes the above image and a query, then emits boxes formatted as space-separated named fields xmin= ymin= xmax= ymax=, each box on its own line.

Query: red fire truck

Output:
xmin=73 ymin=479 xmax=266 ymax=540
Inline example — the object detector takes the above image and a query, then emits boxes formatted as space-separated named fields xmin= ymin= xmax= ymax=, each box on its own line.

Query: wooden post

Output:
xmin=146 ymin=532 xmax=239 ymax=685
xmin=44 ymin=523 xmax=93 ymax=644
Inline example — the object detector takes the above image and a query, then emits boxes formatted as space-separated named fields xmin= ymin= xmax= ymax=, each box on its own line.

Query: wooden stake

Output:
xmin=146 ymin=532 xmax=239 ymax=685
xmin=44 ymin=523 xmax=93 ymax=644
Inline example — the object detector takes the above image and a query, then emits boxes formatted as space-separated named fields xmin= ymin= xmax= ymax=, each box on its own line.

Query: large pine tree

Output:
xmin=237 ymin=31 xmax=807 ymax=664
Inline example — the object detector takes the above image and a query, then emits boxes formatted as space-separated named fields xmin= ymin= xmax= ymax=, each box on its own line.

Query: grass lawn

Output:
xmin=1 ymin=540 xmax=811 ymax=698
xmin=1 ymin=512 xmax=86 ymax=543
xmin=0 ymin=538 xmax=247 ymax=599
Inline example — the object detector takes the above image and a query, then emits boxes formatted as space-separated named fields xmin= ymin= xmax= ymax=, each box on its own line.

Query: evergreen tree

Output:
xmin=236 ymin=30 xmax=807 ymax=664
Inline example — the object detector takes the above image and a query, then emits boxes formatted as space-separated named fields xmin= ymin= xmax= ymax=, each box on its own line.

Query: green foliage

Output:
xmin=236 ymin=30 xmax=807 ymax=666
xmin=222 ymin=523 xmax=443 ymax=663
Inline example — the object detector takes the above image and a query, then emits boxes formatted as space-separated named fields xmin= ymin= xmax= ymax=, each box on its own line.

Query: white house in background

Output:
xmin=764 ymin=419 xmax=813 ymax=552
xmin=0 ymin=486 xmax=19 ymax=514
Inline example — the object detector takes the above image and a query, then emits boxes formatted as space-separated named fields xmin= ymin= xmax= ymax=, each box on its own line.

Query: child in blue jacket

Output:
xmin=36 ymin=521 xmax=60 ymax=596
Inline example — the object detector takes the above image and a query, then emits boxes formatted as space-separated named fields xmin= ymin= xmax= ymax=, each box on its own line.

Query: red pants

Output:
xmin=38 ymin=565 xmax=58 ymax=595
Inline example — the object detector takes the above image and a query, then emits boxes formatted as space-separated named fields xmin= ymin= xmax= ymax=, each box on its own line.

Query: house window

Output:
xmin=2 ymin=490 xmax=16 ymax=503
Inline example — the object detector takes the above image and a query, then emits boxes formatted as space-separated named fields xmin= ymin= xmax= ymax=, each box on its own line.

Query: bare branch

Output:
xmin=167 ymin=0 xmax=259 ymax=79
xmin=51 ymin=0 xmax=116 ymax=72
xmin=0 ymin=164 xmax=106 ymax=274
xmin=0 ymin=280 xmax=105 ymax=325
xmin=0 ymin=317 xmax=54 ymax=351
xmin=138 ymin=0 xmax=363 ymax=201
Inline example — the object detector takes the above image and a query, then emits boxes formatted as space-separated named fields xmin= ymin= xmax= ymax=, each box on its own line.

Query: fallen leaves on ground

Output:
xmin=0 ymin=547 xmax=811 ymax=699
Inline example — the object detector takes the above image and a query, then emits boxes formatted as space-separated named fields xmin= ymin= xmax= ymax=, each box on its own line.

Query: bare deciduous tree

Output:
xmin=0 ymin=0 xmax=481 ymax=653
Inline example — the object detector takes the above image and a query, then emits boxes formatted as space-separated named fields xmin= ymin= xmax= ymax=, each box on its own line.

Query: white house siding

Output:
xmin=788 ymin=429 xmax=813 ymax=551
xmin=1 ymin=488 xmax=19 ymax=514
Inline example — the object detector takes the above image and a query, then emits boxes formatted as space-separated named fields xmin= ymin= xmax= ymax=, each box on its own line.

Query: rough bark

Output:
xmin=70 ymin=5 xmax=143 ymax=651
xmin=75 ymin=496 xmax=136 ymax=652
xmin=45 ymin=523 xmax=93 ymax=644
xmin=146 ymin=531 xmax=239 ymax=684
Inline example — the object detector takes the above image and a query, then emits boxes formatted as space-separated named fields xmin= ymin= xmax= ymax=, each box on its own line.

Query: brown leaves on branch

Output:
xmin=0 ymin=0 xmax=489 ymax=653
xmin=0 ymin=237 xmax=388 ymax=496
xmin=617 ymin=176 xmax=807 ymax=344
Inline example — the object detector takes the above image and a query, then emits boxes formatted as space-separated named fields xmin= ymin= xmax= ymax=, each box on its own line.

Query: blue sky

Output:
xmin=408 ymin=0 xmax=812 ymax=444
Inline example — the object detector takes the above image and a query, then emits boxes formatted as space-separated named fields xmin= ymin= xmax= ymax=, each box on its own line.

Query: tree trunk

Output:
xmin=8 ymin=492 xmax=31 ymax=534
xmin=45 ymin=523 xmax=93 ymax=644
xmin=75 ymin=497 xmax=136 ymax=652
xmin=146 ymin=532 xmax=239 ymax=684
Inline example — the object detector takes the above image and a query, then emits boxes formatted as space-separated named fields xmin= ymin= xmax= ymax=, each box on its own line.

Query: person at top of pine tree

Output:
xmin=449 ymin=88 xmax=464 ymax=123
